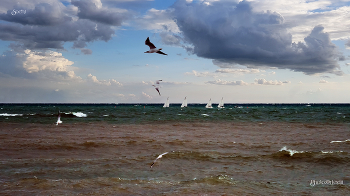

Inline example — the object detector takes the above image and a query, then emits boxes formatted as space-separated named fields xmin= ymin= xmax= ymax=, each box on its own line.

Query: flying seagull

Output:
xmin=150 ymin=152 xmax=168 ymax=168
xmin=152 ymin=80 xmax=162 ymax=96
xmin=56 ymin=110 xmax=62 ymax=125
xmin=145 ymin=37 xmax=167 ymax=55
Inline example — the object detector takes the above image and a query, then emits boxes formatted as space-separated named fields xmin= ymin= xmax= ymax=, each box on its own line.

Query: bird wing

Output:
xmin=150 ymin=152 xmax=168 ymax=168
xmin=155 ymin=88 xmax=161 ymax=96
xmin=145 ymin=37 xmax=156 ymax=49
xmin=156 ymin=51 xmax=167 ymax=55
xmin=159 ymin=152 xmax=169 ymax=158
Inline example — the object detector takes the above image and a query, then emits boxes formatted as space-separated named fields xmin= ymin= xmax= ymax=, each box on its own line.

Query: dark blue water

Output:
xmin=1 ymin=103 xmax=349 ymax=124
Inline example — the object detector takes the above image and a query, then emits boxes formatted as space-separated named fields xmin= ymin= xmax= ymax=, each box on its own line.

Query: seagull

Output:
xmin=56 ymin=110 xmax=62 ymax=125
xmin=150 ymin=152 xmax=168 ymax=168
xmin=152 ymin=80 xmax=162 ymax=96
xmin=145 ymin=37 xmax=167 ymax=55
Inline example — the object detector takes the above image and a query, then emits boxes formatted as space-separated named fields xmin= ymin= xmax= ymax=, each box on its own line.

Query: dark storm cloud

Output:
xmin=0 ymin=0 xmax=130 ymax=52
xmin=80 ymin=48 xmax=92 ymax=55
xmin=346 ymin=40 xmax=350 ymax=48
xmin=171 ymin=0 xmax=344 ymax=76
xmin=0 ymin=20 xmax=114 ymax=50
xmin=0 ymin=3 xmax=71 ymax=26
xmin=71 ymin=0 xmax=131 ymax=26
xmin=0 ymin=49 xmax=29 ymax=78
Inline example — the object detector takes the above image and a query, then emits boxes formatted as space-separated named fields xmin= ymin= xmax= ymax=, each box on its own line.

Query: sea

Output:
xmin=1 ymin=103 xmax=350 ymax=195
xmin=1 ymin=103 xmax=350 ymax=124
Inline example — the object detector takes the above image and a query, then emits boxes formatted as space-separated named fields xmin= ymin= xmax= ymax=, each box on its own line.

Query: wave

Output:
xmin=278 ymin=146 xmax=304 ymax=156
xmin=184 ymin=174 xmax=236 ymax=185
xmin=0 ymin=113 xmax=23 ymax=116
xmin=67 ymin=112 xmax=87 ymax=117
xmin=330 ymin=139 xmax=350 ymax=143
xmin=270 ymin=146 xmax=349 ymax=164
xmin=16 ymin=141 xmax=106 ymax=150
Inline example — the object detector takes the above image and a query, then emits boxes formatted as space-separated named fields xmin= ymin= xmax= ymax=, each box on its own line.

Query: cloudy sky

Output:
xmin=0 ymin=0 xmax=350 ymax=103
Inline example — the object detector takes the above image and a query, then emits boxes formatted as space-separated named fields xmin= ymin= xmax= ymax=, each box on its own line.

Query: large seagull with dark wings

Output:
xmin=144 ymin=37 xmax=167 ymax=55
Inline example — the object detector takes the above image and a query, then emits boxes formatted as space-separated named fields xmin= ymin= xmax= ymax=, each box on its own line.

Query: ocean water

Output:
xmin=1 ymin=104 xmax=350 ymax=195
xmin=1 ymin=103 xmax=350 ymax=124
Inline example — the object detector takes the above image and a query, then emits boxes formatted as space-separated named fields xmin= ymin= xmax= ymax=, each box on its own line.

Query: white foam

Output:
xmin=103 ymin=115 xmax=109 ymax=117
xmin=64 ymin=112 xmax=87 ymax=117
xmin=0 ymin=113 xmax=23 ymax=116
xmin=201 ymin=114 xmax=209 ymax=117
xmin=321 ymin=151 xmax=343 ymax=154
xmin=330 ymin=141 xmax=343 ymax=143
xmin=73 ymin=112 xmax=87 ymax=117
xmin=279 ymin=146 xmax=304 ymax=156
xmin=330 ymin=139 xmax=350 ymax=143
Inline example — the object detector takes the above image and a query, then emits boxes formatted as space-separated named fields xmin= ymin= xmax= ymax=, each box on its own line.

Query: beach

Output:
xmin=1 ymin=121 xmax=349 ymax=195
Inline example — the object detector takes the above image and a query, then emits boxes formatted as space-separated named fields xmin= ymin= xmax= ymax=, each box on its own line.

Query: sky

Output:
xmin=0 ymin=0 xmax=350 ymax=103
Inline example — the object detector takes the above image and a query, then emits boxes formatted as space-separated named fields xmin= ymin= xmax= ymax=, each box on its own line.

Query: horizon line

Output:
xmin=1 ymin=103 xmax=350 ymax=105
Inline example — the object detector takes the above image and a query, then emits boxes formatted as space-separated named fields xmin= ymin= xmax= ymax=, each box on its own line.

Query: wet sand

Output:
xmin=1 ymin=122 xmax=349 ymax=195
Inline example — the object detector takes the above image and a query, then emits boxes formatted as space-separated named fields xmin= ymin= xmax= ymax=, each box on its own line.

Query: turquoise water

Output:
xmin=0 ymin=103 xmax=349 ymax=124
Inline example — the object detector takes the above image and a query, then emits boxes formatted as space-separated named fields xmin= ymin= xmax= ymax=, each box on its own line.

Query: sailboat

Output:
xmin=163 ymin=97 xmax=169 ymax=108
xmin=218 ymin=97 xmax=224 ymax=108
xmin=181 ymin=97 xmax=187 ymax=108
xmin=205 ymin=98 xmax=213 ymax=108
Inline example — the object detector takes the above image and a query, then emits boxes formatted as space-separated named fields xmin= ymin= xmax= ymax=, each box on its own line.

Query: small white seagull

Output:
xmin=150 ymin=152 xmax=168 ymax=168
xmin=56 ymin=110 xmax=62 ymax=125
xmin=152 ymin=80 xmax=162 ymax=96
xmin=145 ymin=37 xmax=167 ymax=55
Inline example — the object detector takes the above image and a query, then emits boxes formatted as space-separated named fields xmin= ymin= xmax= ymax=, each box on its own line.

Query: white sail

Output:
xmin=205 ymin=98 xmax=213 ymax=108
xmin=218 ymin=97 xmax=224 ymax=108
xmin=163 ymin=97 xmax=169 ymax=108
xmin=181 ymin=97 xmax=187 ymax=107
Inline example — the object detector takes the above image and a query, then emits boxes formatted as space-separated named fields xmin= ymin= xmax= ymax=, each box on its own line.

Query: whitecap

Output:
xmin=321 ymin=151 xmax=343 ymax=154
xmin=279 ymin=146 xmax=304 ymax=156
xmin=73 ymin=112 xmax=87 ymax=117
xmin=330 ymin=141 xmax=343 ymax=143
xmin=201 ymin=114 xmax=209 ymax=117
xmin=0 ymin=113 xmax=23 ymax=116
xmin=330 ymin=139 xmax=350 ymax=143
xmin=103 ymin=115 xmax=109 ymax=117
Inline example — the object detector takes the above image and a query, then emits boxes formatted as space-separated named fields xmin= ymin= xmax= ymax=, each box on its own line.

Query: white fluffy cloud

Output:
xmin=87 ymin=74 xmax=123 ymax=86
xmin=185 ymin=70 xmax=217 ymax=77
xmin=142 ymin=92 xmax=152 ymax=99
xmin=249 ymin=0 xmax=350 ymax=42
xmin=254 ymin=78 xmax=291 ymax=85
xmin=134 ymin=8 xmax=179 ymax=32
xmin=0 ymin=47 xmax=80 ymax=80
xmin=22 ymin=50 xmax=73 ymax=73
xmin=215 ymin=68 xmax=261 ymax=74
xmin=206 ymin=79 xmax=248 ymax=86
